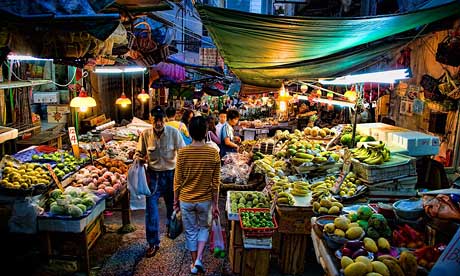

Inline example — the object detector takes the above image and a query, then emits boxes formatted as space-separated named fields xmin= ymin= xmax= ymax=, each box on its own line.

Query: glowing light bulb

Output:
xmin=300 ymin=84 xmax=308 ymax=93
xmin=280 ymin=101 xmax=287 ymax=112
xmin=80 ymin=106 xmax=88 ymax=112
xmin=121 ymin=103 xmax=127 ymax=108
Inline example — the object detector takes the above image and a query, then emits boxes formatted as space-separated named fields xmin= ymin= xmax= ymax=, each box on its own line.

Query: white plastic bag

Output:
xmin=128 ymin=160 xmax=151 ymax=196
xmin=210 ymin=216 xmax=226 ymax=258
xmin=206 ymin=132 xmax=220 ymax=153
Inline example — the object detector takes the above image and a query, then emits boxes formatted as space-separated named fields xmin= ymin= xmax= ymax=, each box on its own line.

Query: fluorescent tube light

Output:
xmin=7 ymin=55 xmax=53 ymax=61
xmin=319 ymin=69 xmax=410 ymax=85
xmin=94 ymin=67 xmax=146 ymax=73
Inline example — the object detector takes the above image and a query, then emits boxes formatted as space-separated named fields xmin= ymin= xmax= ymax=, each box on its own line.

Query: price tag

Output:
xmin=47 ymin=164 xmax=64 ymax=192
xmin=101 ymin=136 xmax=107 ymax=149
xmin=68 ymin=127 xmax=80 ymax=159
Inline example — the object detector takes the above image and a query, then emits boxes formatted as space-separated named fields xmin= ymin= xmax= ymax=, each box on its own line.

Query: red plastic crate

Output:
xmin=238 ymin=208 xmax=278 ymax=238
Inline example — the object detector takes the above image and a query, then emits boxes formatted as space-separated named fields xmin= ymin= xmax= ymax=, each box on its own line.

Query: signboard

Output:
xmin=68 ymin=127 xmax=80 ymax=158
xmin=430 ymin=227 xmax=460 ymax=276
xmin=331 ymin=150 xmax=352 ymax=194
xmin=47 ymin=164 xmax=64 ymax=192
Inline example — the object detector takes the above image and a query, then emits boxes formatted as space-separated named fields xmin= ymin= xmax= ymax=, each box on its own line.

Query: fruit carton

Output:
xmin=238 ymin=208 xmax=278 ymax=238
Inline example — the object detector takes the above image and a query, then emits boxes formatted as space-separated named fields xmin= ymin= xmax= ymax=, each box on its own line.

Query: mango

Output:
xmin=371 ymin=261 xmax=389 ymax=276
xmin=334 ymin=229 xmax=346 ymax=238
xmin=346 ymin=227 xmax=364 ymax=240
xmin=363 ymin=237 xmax=378 ymax=253
xmin=344 ymin=262 xmax=368 ymax=276
xmin=377 ymin=237 xmax=390 ymax=251
xmin=341 ymin=256 xmax=354 ymax=269
xmin=355 ymin=256 xmax=373 ymax=273
xmin=334 ymin=217 xmax=350 ymax=231
xmin=324 ymin=223 xmax=335 ymax=234
xmin=328 ymin=206 xmax=340 ymax=214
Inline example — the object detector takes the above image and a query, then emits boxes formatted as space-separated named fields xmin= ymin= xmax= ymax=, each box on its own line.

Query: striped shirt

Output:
xmin=174 ymin=145 xmax=221 ymax=203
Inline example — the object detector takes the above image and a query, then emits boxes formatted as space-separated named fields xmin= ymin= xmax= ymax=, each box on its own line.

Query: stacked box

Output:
xmin=389 ymin=131 xmax=440 ymax=156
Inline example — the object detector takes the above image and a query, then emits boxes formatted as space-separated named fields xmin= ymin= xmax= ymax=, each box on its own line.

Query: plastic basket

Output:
xmin=238 ymin=208 xmax=278 ymax=238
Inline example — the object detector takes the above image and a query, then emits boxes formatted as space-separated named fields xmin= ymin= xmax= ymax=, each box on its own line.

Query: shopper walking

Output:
xmin=220 ymin=109 xmax=241 ymax=158
xmin=206 ymin=116 xmax=220 ymax=145
xmin=134 ymin=106 xmax=185 ymax=258
xmin=173 ymin=116 xmax=220 ymax=275
xmin=165 ymin=106 xmax=192 ymax=143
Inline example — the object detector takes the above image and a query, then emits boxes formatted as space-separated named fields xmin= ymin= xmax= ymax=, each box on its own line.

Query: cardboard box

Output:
xmin=389 ymin=131 xmax=440 ymax=156
xmin=82 ymin=114 xmax=106 ymax=127
xmin=47 ymin=104 xmax=70 ymax=114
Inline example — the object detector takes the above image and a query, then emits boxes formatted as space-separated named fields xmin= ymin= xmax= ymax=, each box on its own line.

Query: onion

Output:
xmin=96 ymin=188 xmax=105 ymax=195
xmin=105 ymin=186 xmax=115 ymax=195
xmin=113 ymin=183 xmax=121 ymax=190
xmin=98 ymin=184 xmax=106 ymax=190
xmin=88 ymin=183 xmax=97 ymax=190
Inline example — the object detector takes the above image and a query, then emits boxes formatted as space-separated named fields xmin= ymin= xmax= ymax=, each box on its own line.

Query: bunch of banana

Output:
xmin=352 ymin=141 xmax=391 ymax=165
xmin=311 ymin=180 xmax=333 ymax=202
xmin=290 ymin=181 xmax=310 ymax=197
xmin=277 ymin=191 xmax=295 ymax=206
xmin=270 ymin=177 xmax=291 ymax=194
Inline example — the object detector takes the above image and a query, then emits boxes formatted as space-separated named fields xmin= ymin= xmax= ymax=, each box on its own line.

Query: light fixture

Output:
xmin=344 ymin=90 xmax=357 ymax=102
xmin=94 ymin=66 xmax=146 ymax=73
xmin=279 ymin=101 xmax=287 ymax=112
xmin=319 ymin=69 xmax=410 ymax=85
xmin=70 ymin=88 xmax=96 ymax=112
xmin=116 ymin=73 xmax=131 ymax=108
xmin=300 ymin=84 xmax=308 ymax=93
xmin=279 ymin=83 xmax=286 ymax=98
xmin=7 ymin=54 xmax=53 ymax=61
xmin=137 ymin=89 xmax=150 ymax=102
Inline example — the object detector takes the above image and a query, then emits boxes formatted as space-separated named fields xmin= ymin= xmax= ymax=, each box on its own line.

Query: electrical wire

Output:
xmin=3 ymin=61 xmax=82 ymax=87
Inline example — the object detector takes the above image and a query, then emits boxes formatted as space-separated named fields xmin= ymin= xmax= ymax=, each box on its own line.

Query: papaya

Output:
xmin=346 ymin=227 xmax=364 ymax=240
xmin=363 ymin=237 xmax=378 ymax=253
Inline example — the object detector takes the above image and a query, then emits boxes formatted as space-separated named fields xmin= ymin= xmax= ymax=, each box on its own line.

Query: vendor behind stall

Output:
xmin=220 ymin=109 xmax=241 ymax=158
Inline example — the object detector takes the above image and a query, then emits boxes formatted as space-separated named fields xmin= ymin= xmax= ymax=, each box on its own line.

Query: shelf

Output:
xmin=0 ymin=80 xmax=53 ymax=90
xmin=0 ymin=126 xmax=18 ymax=144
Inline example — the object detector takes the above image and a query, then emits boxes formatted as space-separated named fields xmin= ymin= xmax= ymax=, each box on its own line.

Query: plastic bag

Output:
xmin=206 ymin=132 xmax=220 ymax=153
xmin=210 ymin=217 xmax=226 ymax=258
xmin=8 ymin=197 xmax=41 ymax=234
xmin=168 ymin=210 xmax=183 ymax=239
xmin=128 ymin=160 xmax=151 ymax=196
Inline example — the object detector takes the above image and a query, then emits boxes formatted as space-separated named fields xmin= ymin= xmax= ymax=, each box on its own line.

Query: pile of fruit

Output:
xmin=351 ymin=141 xmax=391 ymax=165
xmin=269 ymin=176 xmax=310 ymax=197
xmin=95 ymin=157 xmax=129 ymax=175
xmin=347 ymin=206 xmax=392 ymax=240
xmin=304 ymin=126 xmax=336 ymax=138
xmin=392 ymin=224 xmax=425 ymax=249
xmin=72 ymin=165 xmax=127 ymax=196
xmin=414 ymin=244 xmax=445 ymax=270
xmin=341 ymin=251 xmax=418 ymax=276
xmin=311 ymin=175 xmax=336 ymax=202
xmin=323 ymin=216 xmax=365 ymax=240
xmin=105 ymin=140 xmax=137 ymax=162
xmin=0 ymin=161 xmax=51 ymax=190
xmin=32 ymin=152 xmax=88 ymax=179
xmin=312 ymin=197 xmax=343 ymax=215
xmin=337 ymin=172 xmax=361 ymax=198
xmin=229 ymin=192 xmax=270 ymax=213
xmin=276 ymin=191 xmax=296 ymax=206
xmin=339 ymin=236 xmax=391 ymax=259
xmin=48 ymin=187 xmax=99 ymax=218
xmin=240 ymin=210 xmax=275 ymax=228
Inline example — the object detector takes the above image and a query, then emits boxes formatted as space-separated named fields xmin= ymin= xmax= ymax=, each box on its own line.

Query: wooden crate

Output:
xmin=276 ymin=205 xmax=314 ymax=235
xmin=230 ymin=220 xmax=243 ymax=247
xmin=242 ymin=248 xmax=270 ymax=276
xmin=279 ymin=233 xmax=310 ymax=275
xmin=228 ymin=245 xmax=243 ymax=274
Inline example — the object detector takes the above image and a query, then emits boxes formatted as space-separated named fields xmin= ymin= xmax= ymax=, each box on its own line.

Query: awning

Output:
xmin=198 ymin=2 xmax=460 ymax=87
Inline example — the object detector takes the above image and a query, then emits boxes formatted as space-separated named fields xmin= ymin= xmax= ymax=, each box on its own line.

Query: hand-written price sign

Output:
xmin=68 ymin=127 xmax=80 ymax=158
xmin=331 ymin=149 xmax=352 ymax=194
xmin=47 ymin=164 xmax=64 ymax=192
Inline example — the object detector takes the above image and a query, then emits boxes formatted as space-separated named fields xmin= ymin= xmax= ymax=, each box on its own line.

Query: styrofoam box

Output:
xmin=33 ymin=92 xmax=60 ymax=104
xmin=38 ymin=200 xmax=105 ymax=233
xmin=390 ymin=131 xmax=440 ymax=156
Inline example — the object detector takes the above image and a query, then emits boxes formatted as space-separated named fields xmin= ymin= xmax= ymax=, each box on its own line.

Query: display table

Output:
xmin=311 ymin=217 xmax=340 ymax=276
xmin=39 ymin=200 xmax=106 ymax=274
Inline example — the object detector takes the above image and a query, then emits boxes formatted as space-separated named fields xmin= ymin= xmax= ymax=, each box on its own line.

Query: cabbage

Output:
xmin=68 ymin=205 xmax=83 ymax=218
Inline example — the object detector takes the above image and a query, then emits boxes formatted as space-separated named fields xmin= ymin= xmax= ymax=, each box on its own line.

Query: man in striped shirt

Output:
xmin=135 ymin=106 xmax=185 ymax=258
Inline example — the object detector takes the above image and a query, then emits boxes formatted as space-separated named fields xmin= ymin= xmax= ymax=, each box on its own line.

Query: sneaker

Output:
xmin=190 ymin=264 xmax=198 ymax=275
xmin=194 ymin=259 xmax=205 ymax=273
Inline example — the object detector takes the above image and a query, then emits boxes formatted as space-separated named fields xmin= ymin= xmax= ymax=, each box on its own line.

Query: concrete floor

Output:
xmin=0 ymin=197 xmax=325 ymax=276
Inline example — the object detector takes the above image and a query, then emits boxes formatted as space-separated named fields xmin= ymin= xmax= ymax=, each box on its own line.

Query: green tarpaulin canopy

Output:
xmin=198 ymin=2 xmax=460 ymax=87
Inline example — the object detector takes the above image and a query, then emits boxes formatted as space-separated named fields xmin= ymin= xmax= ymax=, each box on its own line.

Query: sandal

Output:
xmin=194 ymin=259 xmax=205 ymax=273
xmin=146 ymin=245 xmax=160 ymax=258
xmin=190 ymin=264 xmax=198 ymax=275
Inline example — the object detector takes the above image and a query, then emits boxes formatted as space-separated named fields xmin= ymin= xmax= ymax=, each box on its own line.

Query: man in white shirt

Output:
xmin=215 ymin=109 xmax=227 ymax=141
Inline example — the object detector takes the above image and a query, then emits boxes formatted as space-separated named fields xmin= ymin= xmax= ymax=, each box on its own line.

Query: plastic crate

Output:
xmin=352 ymin=153 xmax=416 ymax=184
xmin=238 ymin=208 xmax=278 ymax=238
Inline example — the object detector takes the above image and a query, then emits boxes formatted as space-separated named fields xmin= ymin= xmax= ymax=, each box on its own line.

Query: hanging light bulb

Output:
xmin=137 ymin=89 xmax=150 ymax=102
xmin=279 ymin=83 xmax=286 ymax=98
xmin=316 ymin=89 xmax=322 ymax=97
xmin=344 ymin=90 xmax=357 ymax=102
xmin=300 ymin=84 xmax=308 ymax=93
xmin=116 ymin=93 xmax=132 ymax=107
xmin=116 ymin=72 xmax=132 ymax=108
xmin=279 ymin=101 xmax=287 ymax=112
xmin=70 ymin=88 xmax=96 ymax=112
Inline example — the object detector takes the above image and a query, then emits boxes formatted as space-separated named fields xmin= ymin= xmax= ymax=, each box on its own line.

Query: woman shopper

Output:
xmin=173 ymin=116 xmax=221 ymax=275
xmin=206 ymin=116 xmax=220 ymax=145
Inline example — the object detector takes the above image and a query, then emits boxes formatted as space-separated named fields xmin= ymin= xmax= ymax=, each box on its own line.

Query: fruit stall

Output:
xmin=223 ymin=120 xmax=458 ymax=276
